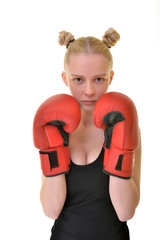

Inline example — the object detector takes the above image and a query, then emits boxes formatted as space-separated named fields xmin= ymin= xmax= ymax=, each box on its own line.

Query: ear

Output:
xmin=61 ymin=71 xmax=68 ymax=86
xmin=109 ymin=70 xmax=114 ymax=85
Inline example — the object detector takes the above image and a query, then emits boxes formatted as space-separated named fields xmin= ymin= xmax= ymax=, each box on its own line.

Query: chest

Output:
xmin=65 ymin=147 xmax=111 ymax=208
xmin=69 ymin=125 xmax=104 ymax=165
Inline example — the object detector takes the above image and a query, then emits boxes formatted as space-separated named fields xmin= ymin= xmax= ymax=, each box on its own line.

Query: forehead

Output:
xmin=66 ymin=54 xmax=110 ymax=74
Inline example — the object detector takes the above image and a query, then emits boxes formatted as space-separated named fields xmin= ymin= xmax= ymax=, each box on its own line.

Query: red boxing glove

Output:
xmin=94 ymin=92 xmax=139 ymax=179
xmin=33 ymin=94 xmax=81 ymax=177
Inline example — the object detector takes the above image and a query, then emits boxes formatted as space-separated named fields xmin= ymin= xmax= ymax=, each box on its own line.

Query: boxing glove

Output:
xmin=94 ymin=92 xmax=139 ymax=179
xmin=33 ymin=94 xmax=81 ymax=177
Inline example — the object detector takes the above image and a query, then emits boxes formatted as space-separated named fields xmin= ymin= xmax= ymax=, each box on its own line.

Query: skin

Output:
xmin=62 ymin=54 xmax=114 ymax=165
xmin=40 ymin=53 xmax=141 ymax=222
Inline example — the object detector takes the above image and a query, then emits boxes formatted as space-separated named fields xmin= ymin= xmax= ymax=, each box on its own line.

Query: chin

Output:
xmin=81 ymin=105 xmax=95 ymax=112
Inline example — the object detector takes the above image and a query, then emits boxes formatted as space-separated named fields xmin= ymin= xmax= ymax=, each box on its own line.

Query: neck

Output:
xmin=81 ymin=109 xmax=94 ymax=126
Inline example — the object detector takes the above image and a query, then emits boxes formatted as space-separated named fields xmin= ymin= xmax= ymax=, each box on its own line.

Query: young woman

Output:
xmin=37 ymin=28 xmax=141 ymax=240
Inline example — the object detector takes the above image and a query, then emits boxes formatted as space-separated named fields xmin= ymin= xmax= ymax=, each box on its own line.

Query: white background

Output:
xmin=0 ymin=0 xmax=160 ymax=239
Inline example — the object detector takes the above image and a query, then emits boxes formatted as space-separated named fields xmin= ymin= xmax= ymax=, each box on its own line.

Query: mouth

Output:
xmin=81 ymin=100 xmax=97 ymax=105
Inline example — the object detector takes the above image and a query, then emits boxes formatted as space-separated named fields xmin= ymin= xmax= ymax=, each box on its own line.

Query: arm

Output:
xmin=94 ymin=92 xmax=141 ymax=222
xmin=40 ymin=174 xmax=67 ymax=219
xmin=33 ymin=94 xmax=81 ymax=219
xmin=109 ymin=128 xmax=141 ymax=222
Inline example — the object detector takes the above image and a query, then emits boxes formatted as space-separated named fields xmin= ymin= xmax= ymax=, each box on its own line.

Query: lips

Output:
xmin=81 ymin=100 xmax=96 ymax=105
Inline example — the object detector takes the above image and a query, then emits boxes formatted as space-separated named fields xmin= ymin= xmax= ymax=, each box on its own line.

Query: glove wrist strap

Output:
xmin=103 ymin=145 xmax=134 ymax=179
xmin=40 ymin=145 xmax=70 ymax=177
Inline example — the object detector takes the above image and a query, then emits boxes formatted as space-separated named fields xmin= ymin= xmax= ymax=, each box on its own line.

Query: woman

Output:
xmin=39 ymin=28 xmax=141 ymax=239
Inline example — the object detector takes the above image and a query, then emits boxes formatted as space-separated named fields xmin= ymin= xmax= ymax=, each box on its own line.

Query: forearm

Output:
xmin=40 ymin=174 xmax=67 ymax=219
xmin=109 ymin=176 xmax=140 ymax=222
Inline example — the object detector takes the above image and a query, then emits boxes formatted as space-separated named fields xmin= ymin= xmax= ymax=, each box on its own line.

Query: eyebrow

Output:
xmin=70 ymin=74 xmax=84 ymax=78
xmin=70 ymin=74 xmax=108 ymax=78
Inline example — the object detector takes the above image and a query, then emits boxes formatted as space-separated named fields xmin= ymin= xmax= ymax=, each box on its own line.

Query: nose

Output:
xmin=84 ymin=82 xmax=95 ymax=96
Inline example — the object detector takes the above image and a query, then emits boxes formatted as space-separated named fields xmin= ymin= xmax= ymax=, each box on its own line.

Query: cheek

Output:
xmin=97 ymin=83 xmax=109 ymax=96
xmin=68 ymin=84 xmax=82 ymax=98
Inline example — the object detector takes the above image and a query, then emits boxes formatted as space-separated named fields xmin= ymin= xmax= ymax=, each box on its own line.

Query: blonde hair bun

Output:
xmin=58 ymin=31 xmax=75 ymax=47
xmin=102 ymin=28 xmax=120 ymax=48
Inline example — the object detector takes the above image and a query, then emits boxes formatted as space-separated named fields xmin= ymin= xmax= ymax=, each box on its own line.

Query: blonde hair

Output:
xmin=58 ymin=28 xmax=120 ymax=69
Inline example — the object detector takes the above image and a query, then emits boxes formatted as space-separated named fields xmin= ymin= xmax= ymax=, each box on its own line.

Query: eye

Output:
xmin=96 ymin=78 xmax=102 ymax=82
xmin=76 ymin=78 xmax=82 ymax=82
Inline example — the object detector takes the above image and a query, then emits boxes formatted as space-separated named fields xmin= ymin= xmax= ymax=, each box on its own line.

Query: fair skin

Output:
xmin=40 ymin=53 xmax=141 ymax=221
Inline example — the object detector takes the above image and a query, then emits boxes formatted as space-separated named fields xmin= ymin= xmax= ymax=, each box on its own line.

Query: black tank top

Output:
xmin=50 ymin=148 xmax=130 ymax=240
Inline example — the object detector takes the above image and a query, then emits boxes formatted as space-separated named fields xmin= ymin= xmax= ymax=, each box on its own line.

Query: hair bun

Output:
xmin=58 ymin=31 xmax=75 ymax=48
xmin=102 ymin=28 xmax=120 ymax=48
